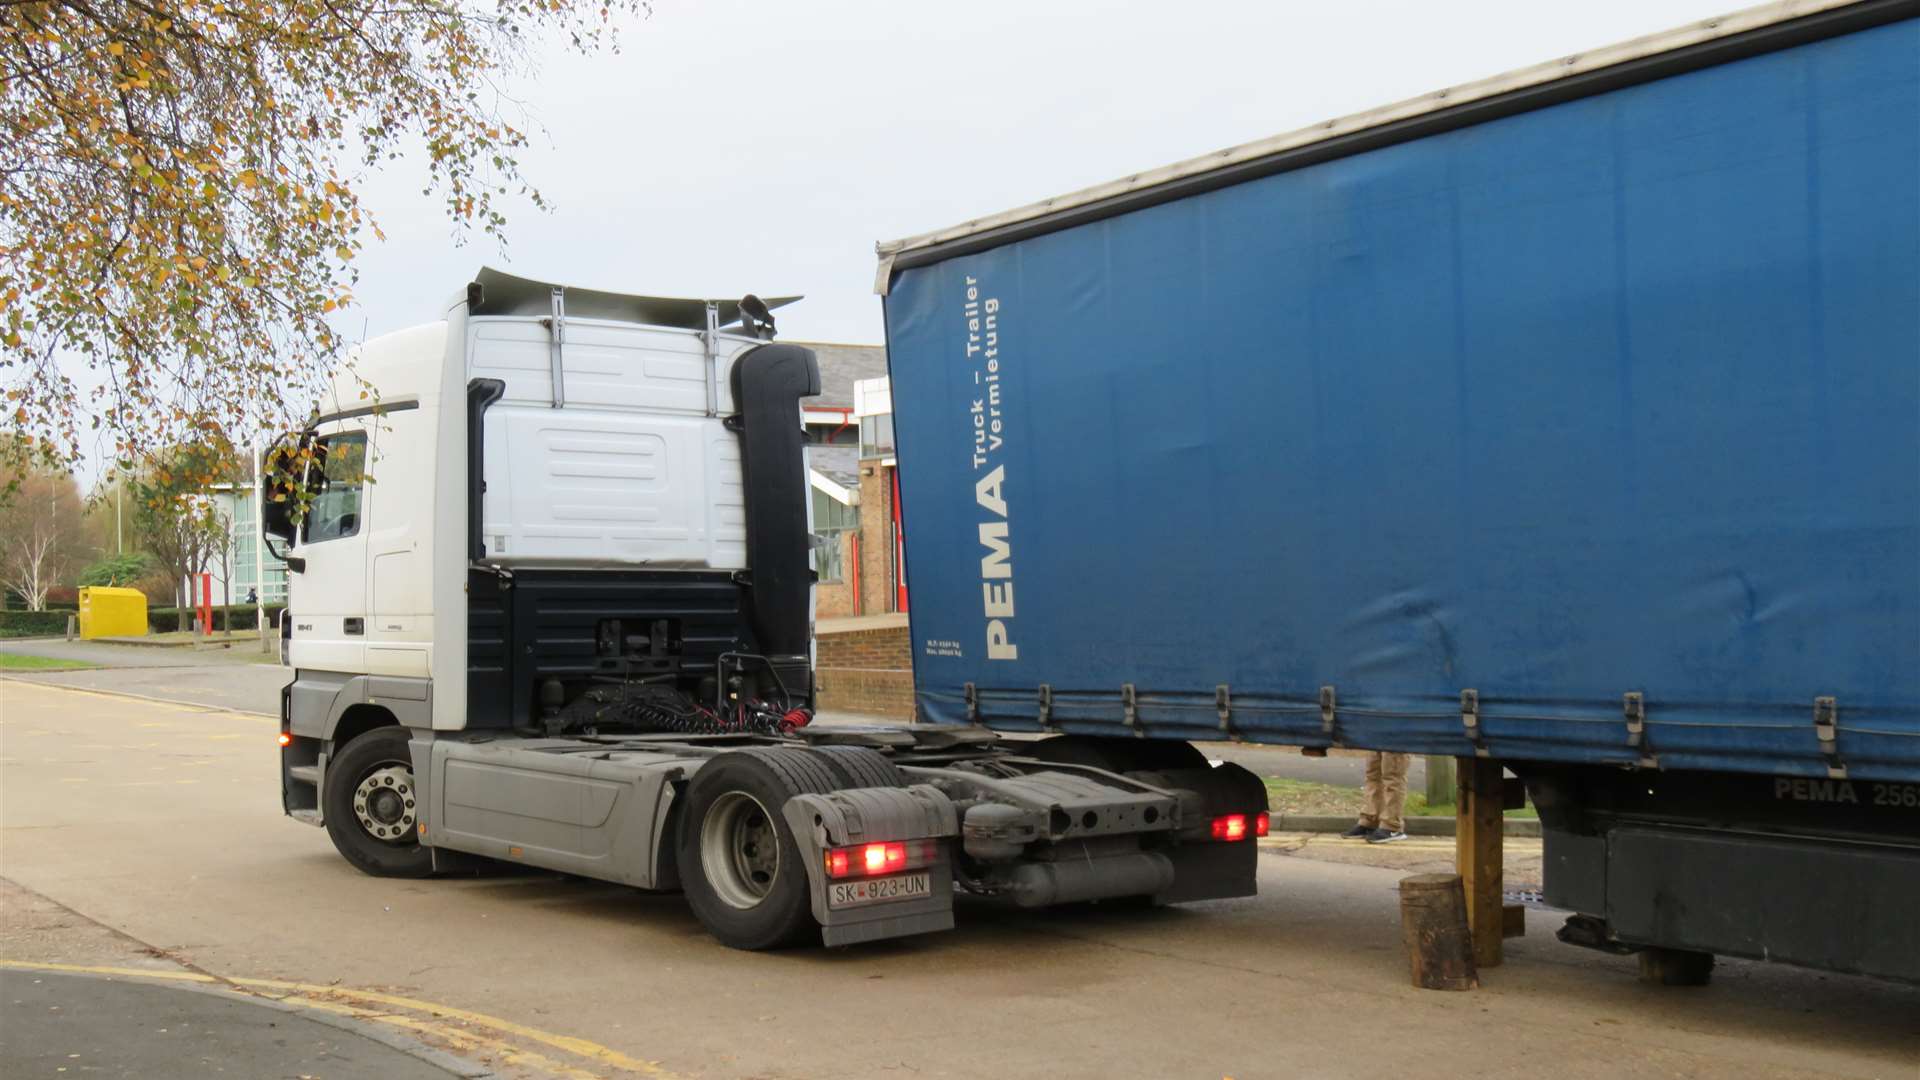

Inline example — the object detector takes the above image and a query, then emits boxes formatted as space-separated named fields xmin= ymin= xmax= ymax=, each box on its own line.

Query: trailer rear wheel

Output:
xmin=680 ymin=750 xmax=836 ymax=949
xmin=322 ymin=726 xmax=432 ymax=879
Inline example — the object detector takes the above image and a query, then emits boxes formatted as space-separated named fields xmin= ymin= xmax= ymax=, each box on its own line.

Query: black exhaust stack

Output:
xmin=729 ymin=343 xmax=821 ymax=682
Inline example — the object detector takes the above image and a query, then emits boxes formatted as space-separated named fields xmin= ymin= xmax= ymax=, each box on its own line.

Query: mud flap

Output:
xmin=782 ymin=785 xmax=959 ymax=947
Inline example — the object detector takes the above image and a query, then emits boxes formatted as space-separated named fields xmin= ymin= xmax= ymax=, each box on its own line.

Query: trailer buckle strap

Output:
xmin=1121 ymin=683 xmax=1140 ymax=737
xmin=1038 ymin=683 xmax=1056 ymax=733
xmin=1461 ymin=689 xmax=1489 ymax=758
xmin=1216 ymin=684 xmax=1234 ymax=739
xmin=963 ymin=681 xmax=978 ymax=725
xmin=1318 ymin=685 xmax=1337 ymax=741
xmin=1623 ymin=691 xmax=1657 ymax=769
xmin=1814 ymin=696 xmax=1845 ymax=780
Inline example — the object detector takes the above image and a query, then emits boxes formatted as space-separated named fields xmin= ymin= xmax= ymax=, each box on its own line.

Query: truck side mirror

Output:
xmin=260 ymin=430 xmax=310 ymax=543
xmin=262 ymin=493 xmax=297 ymax=543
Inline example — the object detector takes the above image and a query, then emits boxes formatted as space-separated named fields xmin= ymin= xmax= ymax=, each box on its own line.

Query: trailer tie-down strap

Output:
xmin=1461 ymin=689 xmax=1489 ymax=758
xmin=1038 ymin=684 xmax=1056 ymax=733
xmin=1216 ymin=684 xmax=1234 ymax=739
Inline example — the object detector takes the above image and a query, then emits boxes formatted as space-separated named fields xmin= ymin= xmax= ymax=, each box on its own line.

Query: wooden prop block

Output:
xmin=1503 ymin=902 xmax=1526 ymax=939
xmin=1399 ymin=873 xmax=1479 ymax=990
xmin=1455 ymin=756 xmax=1505 ymax=968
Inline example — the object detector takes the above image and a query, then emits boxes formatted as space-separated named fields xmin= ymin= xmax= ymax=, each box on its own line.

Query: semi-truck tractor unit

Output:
xmin=270 ymin=268 xmax=1266 ymax=949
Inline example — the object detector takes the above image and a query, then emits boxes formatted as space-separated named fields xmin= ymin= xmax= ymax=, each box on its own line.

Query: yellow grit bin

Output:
xmin=77 ymin=586 xmax=147 ymax=639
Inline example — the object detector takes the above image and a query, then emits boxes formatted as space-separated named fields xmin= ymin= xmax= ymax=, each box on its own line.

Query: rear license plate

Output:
xmin=828 ymin=871 xmax=932 ymax=909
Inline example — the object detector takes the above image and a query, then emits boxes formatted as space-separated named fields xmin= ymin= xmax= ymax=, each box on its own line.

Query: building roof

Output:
xmin=807 ymin=445 xmax=861 ymax=492
xmin=790 ymin=342 xmax=887 ymax=409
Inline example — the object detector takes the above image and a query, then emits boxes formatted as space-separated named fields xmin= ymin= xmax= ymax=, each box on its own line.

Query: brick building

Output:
xmin=793 ymin=342 xmax=887 ymax=618
xmin=849 ymin=376 xmax=906 ymax=618
xmin=814 ymin=612 xmax=915 ymax=720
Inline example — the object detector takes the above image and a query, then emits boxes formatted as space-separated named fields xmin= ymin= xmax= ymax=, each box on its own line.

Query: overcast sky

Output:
xmin=45 ymin=0 xmax=1752 ymax=482
xmin=346 ymin=0 xmax=1744 ymax=348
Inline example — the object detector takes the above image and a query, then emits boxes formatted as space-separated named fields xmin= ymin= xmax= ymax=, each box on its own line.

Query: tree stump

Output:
xmin=1400 ymin=873 xmax=1479 ymax=990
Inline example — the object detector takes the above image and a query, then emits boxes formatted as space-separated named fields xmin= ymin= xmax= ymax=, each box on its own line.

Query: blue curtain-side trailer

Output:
xmin=876 ymin=0 xmax=1920 ymax=981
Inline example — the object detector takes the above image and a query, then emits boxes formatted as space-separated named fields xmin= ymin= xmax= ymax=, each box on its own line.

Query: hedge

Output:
xmin=149 ymin=604 xmax=286 ymax=633
xmin=0 ymin=611 xmax=72 ymax=638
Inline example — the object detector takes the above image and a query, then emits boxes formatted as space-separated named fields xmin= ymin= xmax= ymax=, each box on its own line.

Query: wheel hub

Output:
xmin=353 ymin=764 xmax=417 ymax=843
xmin=699 ymin=791 xmax=780 ymax=910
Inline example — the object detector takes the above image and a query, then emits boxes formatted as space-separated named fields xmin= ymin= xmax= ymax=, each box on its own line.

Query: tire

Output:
xmin=1025 ymin=734 xmax=1209 ymax=773
xmin=812 ymin=746 xmax=906 ymax=789
xmin=322 ymin=726 xmax=432 ymax=879
xmin=679 ymin=749 xmax=838 ymax=950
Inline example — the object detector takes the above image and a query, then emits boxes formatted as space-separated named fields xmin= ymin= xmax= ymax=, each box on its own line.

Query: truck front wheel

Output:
xmin=322 ymin=726 xmax=432 ymax=879
xmin=679 ymin=750 xmax=837 ymax=949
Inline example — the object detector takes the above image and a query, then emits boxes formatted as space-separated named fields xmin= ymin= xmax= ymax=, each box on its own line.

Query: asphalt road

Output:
xmin=2 ymin=677 xmax=1915 ymax=1079
xmin=0 ymin=638 xmax=1417 ymax=791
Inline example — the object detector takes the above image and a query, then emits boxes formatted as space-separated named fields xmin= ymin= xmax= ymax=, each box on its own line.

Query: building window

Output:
xmin=811 ymin=487 xmax=856 ymax=583
xmin=859 ymin=413 xmax=894 ymax=459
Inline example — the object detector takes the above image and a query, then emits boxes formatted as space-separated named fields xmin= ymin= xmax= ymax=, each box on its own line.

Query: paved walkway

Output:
xmin=2 ymin=969 xmax=465 ymax=1079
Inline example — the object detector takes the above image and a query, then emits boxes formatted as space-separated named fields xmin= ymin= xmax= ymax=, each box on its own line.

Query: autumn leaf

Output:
xmin=0 ymin=0 xmax=654 ymax=479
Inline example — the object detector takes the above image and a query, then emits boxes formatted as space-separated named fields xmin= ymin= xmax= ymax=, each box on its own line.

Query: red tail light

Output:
xmin=1255 ymin=811 xmax=1271 ymax=837
xmin=1211 ymin=814 xmax=1249 ymax=841
xmin=277 ymin=732 xmax=293 ymax=748
xmin=825 ymin=839 xmax=938 ymax=879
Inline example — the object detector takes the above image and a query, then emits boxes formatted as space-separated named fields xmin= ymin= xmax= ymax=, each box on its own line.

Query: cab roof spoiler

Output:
xmin=465 ymin=266 xmax=799 ymax=332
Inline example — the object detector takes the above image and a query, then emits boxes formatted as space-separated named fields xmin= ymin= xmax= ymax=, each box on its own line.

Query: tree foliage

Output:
xmin=129 ymin=438 xmax=240 ymax=612
xmin=0 ymin=458 xmax=86 ymax=609
xmin=77 ymin=548 xmax=155 ymax=587
xmin=1 ymin=0 xmax=648 ymax=472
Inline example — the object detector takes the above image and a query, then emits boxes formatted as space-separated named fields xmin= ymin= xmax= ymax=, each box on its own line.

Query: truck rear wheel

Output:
xmin=812 ymin=745 xmax=906 ymax=788
xmin=323 ymin=726 xmax=432 ymax=879
xmin=679 ymin=750 xmax=836 ymax=950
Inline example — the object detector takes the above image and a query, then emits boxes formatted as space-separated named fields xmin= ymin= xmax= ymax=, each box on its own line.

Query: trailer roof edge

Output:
xmin=873 ymin=0 xmax=1914 ymax=291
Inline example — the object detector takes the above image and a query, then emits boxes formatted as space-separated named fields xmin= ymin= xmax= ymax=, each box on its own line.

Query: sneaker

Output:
xmin=1340 ymin=823 xmax=1373 ymax=839
xmin=1366 ymin=828 xmax=1408 ymax=844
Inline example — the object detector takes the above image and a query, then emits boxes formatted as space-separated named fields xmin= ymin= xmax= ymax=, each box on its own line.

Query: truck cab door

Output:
xmin=288 ymin=420 xmax=372 ymax=675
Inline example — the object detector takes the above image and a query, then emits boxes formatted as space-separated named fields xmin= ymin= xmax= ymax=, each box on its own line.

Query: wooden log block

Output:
xmin=1399 ymin=873 xmax=1479 ymax=991
xmin=1456 ymin=756 xmax=1505 ymax=968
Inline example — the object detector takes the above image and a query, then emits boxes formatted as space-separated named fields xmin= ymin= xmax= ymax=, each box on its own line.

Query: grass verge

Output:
xmin=1262 ymin=776 xmax=1538 ymax=819
xmin=0 ymin=652 xmax=103 ymax=671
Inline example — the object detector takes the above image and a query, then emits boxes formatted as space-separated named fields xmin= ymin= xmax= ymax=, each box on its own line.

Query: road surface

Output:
xmin=0 ymin=638 xmax=1419 ymax=789
xmin=2 ymin=677 xmax=1914 ymax=1079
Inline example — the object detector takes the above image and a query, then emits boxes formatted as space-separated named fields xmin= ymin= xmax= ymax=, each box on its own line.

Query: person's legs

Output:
xmin=1358 ymin=751 xmax=1383 ymax=828
xmin=1378 ymin=752 xmax=1411 ymax=833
